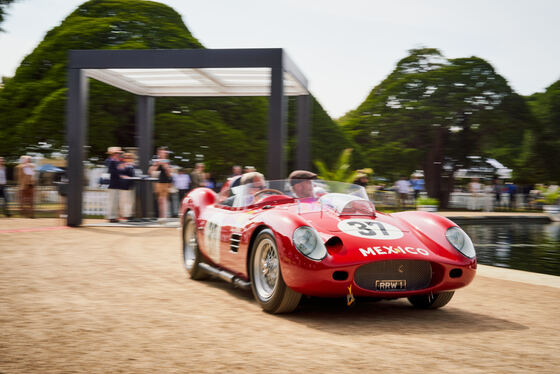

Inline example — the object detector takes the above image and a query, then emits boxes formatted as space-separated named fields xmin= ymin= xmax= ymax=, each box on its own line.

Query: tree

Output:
xmin=525 ymin=80 xmax=560 ymax=183
xmin=0 ymin=0 xmax=203 ymax=158
xmin=340 ymin=48 xmax=535 ymax=207
xmin=0 ymin=0 xmax=16 ymax=31
xmin=0 ymin=0 xmax=353 ymax=180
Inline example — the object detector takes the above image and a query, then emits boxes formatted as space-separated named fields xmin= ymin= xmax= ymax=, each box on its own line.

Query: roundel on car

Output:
xmin=204 ymin=213 xmax=225 ymax=263
xmin=337 ymin=219 xmax=404 ymax=240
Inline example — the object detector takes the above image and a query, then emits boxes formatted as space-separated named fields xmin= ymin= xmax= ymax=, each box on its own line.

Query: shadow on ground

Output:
xmin=193 ymin=276 xmax=528 ymax=336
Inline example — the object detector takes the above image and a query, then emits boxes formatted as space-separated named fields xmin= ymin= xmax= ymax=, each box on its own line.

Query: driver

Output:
xmin=288 ymin=170 xmax=317 ymax=198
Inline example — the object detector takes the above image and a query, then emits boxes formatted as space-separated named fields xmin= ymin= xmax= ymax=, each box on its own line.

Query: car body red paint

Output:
xmin=180 ymin=180 xmax=476 ymax=311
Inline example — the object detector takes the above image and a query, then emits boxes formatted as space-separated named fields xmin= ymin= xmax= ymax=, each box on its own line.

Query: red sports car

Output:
xmin=180 ymin=179 xmax=476 ymax=313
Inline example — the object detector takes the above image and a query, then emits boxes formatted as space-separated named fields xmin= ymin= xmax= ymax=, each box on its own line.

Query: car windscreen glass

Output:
xmin=222 ymin=179 xmax=372 ymax=209
xmin=319 ymin=193 xmax=375 ymax=216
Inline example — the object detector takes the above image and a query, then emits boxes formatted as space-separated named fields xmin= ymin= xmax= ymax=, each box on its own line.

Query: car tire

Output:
xmin=407 ymin=291 xmax=455 ymax=309
xmin=182 ymin=210 xmax=208 ymax=280
xmin=250 ymin=229 xmax=301 ymax=314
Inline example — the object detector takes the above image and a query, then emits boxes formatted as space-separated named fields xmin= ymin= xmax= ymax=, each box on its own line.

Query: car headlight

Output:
xmin=445 ymin=226 xmax=476 ymax=258
xmin=293 ymin=226 xmax=327 ymax=261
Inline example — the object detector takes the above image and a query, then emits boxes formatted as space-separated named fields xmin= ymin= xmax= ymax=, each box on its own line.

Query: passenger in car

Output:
xmin=220 ymin=172 xmax=266 ymax=207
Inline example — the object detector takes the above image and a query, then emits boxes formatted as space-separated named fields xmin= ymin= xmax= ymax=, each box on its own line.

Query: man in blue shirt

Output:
xmin=410 ymin=176 xmax=425 ymax=200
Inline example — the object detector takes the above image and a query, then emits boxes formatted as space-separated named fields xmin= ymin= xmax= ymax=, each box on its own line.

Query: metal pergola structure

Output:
xmin=66 ymin=48 xmax=311 ymax=226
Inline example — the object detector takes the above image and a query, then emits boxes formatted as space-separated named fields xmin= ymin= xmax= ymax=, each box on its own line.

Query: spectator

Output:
xmin=119 ymin=152 xmax=136 ymax=222
xmin=482 ymin=181 xmax=494 ymax=212
xmin=410 ymin=175 xmax=425 ymax=200
xmin=168 ymin=167 xmax=179 ymax=218
xmin=228 ymin=165 xmax=244 ymax=189
xmin=507 ymin=182 xmax=517 ymax=210
xmin=149 ymin=147 xmax=172 ymax=222
xmin=205 ymin=172 xmax=216 ymax=190
xmin=394 ymin=176 xmax=411 ymax=208
xmin=105 ymin=147 xmax=123 ymax=223
xmin=354 ymin=173 xmax=368 ymax=188
xmin=173 ymin=168 xmax=191 ymax=202
xmin=493 ymin=179 xmax=502 ymax=208
xmin=190 ymin=162 xmax=206 ymax=188
xmin=16 ymin=155 xmax=36 ymax=218
xmin=468 ymin=178 xmax=482 ymax=210
xmin=230 ymin=165 xmax=242 ymax=179
xmin=0 ymin=157 xmax=11 ymax=217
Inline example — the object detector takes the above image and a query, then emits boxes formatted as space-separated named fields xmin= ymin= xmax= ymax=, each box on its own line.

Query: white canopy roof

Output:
xmin=84 ymin=67 xmax=308 ymax=97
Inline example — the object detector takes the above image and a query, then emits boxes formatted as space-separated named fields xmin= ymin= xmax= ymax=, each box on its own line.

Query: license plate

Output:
xmin=375 ymin=280 xmax=407 ymax=291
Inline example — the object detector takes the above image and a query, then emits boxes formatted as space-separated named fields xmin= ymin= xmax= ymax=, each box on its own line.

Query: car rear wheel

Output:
xmin=408 ymin=291 xmax=454 ymax=309
xmin=182 ymin=210 xmax=208 ymax=280
xmin=250 ymin=229 xmax=301 ymax=314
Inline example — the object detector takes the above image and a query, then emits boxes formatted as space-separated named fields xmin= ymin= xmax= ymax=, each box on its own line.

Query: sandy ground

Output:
xmin=1 ymin=218 xmax=559 ymax=373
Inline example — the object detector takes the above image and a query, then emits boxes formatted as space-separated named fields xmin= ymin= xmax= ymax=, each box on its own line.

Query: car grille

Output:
xmin=354 ymin=260 xmax=432 ymax=291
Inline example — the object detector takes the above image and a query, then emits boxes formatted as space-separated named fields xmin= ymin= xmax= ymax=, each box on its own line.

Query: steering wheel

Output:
xmin=253 ymin=188 xmax=284 ymax=202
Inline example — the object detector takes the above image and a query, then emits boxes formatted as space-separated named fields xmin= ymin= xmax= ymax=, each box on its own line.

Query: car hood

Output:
xmin=293 ymin=209 xmax=463 ymax=264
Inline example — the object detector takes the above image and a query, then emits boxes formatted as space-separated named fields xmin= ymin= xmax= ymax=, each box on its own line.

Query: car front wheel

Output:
xmin=250 ymin=229 xmax=301 ymax=314
xmin=408 ymin=291 xmax=455 ymax=309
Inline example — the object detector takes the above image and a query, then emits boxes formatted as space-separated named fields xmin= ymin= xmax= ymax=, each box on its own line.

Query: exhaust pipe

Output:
xmin=198 ymin=263 xmax=251 ymax=290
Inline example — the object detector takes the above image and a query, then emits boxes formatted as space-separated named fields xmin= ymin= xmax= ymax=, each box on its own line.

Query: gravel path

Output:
xmin=1 ymin=218 xmax=558 ymax=373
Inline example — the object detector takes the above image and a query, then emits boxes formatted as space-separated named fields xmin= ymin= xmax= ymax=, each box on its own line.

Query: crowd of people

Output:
xmin=380 ymin=174 xmax=551 ymax=211
xmin=101 ymin=146 xmax=270 ymax=223
xmin=1 ymin=149 xmax=558 ymax=219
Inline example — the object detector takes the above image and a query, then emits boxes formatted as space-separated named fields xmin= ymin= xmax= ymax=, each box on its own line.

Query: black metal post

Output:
xmin=66 ymin=68 xmax=88 ymax=227
xmin=135 ymin=95 xmax=154 ymax=218
xmin=296 ymin=95 xmax=312 ymax=170
xmin=267 ymin=65 xmax=287 ymax=179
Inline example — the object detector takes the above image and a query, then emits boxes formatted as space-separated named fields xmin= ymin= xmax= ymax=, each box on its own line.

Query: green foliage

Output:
xmin=0 ymin=0 xmax=16 ymax=31
xmin=544 ymin=191 xmax=559 ymax=205
xmin=155 ymin=109 xmax=265 ymax=177
xmin=538 ymin=186 xmax=559 ymax=205
xmin=340 ymin=47 xmax=537 ymax=204
xmin=314 ymin=148 xmax=361 ymax=183
xmin=525 ymin=80 xmax=560 ymax=182
xmin=416 ymin=197 xmax=439 ymax=206
xmin=0 ymin=0 xmax=353 ymax=180
xmin=0 ymin=0 xmax=203 ymax=157
xmin=305 ymin=97 xmax=357 ymax=171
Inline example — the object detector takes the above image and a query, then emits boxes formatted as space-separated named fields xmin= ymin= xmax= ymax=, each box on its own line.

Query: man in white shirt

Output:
xmin=395 ymin=176 xmax=412 ymax=208
xmin=173 ymin=168 xmax=191 ymax=202
xmin=468 ymin=178 xmax=483 ymax=210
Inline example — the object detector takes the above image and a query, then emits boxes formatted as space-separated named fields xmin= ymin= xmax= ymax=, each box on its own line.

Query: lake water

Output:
xmin=461 ymin=222 xmax=560 ymax=276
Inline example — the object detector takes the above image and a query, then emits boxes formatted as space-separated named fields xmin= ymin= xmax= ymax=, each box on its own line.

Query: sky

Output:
xmin=0 ymin=0 xmax=559 ymax=118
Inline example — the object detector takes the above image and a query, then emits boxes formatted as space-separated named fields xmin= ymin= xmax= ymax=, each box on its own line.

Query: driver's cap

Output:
xmin=289 ymin=170 xmax=317 ymax=186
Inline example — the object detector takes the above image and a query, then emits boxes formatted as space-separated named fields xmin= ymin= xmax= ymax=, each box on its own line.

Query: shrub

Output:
xmin=416 ymin=197 xmax=439 ymax=206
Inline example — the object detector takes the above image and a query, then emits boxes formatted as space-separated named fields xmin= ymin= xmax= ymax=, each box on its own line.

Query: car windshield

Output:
xmin=218 ymin=179 xmax=372 ymax=212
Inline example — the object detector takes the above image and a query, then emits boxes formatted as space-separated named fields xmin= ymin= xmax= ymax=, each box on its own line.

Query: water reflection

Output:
xmin=461 ymin=222 xmax=560 ymax=276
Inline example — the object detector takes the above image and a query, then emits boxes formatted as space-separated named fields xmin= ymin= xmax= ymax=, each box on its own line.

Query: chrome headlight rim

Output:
xmin=293 ymin=226 xmax=327 ymax=261
xmin=445 ymin=226 xmax=476 ymax=259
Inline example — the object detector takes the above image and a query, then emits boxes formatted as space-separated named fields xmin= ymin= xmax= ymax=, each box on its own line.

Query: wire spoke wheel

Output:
xmin=254 ymin=238 xmax=279 ymax=300
xmin=183 ymin=218 xmax=197 ymax=270
xmin=181 ymin=211 xmax=208 ymax=280
xmin=250 ymin=229 xmax=301 ymax=314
